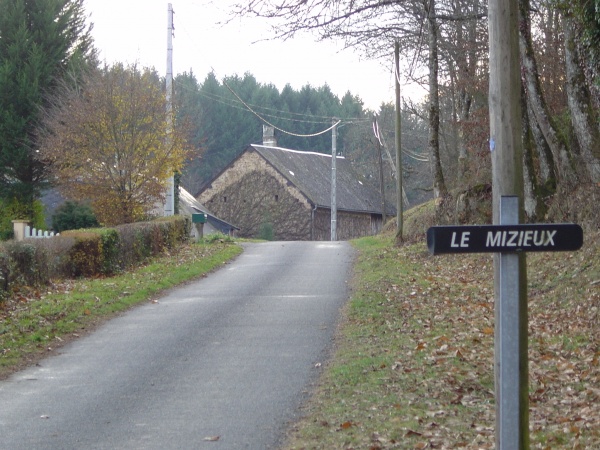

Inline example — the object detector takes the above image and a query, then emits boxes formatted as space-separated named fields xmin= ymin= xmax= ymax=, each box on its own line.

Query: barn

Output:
xmin=196 ymin=129 xmax=395 ymax=241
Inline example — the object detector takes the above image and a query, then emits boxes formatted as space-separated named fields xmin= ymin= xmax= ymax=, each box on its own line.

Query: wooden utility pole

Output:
xmin=374 ymin=116 xmax=386 ymax=222
xmin=394 ymin=40 xmax=403 ymax=241
xmin=330 ymin=118 xmax=338 ymax=241
xmin=488 ymin=0 xmax=529 ymax=448
xmin=163 ymin=3 xmax=175 ymax=216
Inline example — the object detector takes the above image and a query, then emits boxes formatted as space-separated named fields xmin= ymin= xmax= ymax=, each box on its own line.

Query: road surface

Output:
xmin=0 ymin=241 xmax=355 ymax=449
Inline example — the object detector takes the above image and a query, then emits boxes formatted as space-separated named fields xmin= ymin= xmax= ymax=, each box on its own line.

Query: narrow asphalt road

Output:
xmin=0 ymin=241 xmax=355 ymax=449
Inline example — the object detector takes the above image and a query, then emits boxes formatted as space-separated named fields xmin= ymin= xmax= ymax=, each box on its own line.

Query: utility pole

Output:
xmin=394 ymin=40 xmax=403 ymax=242
xmin=163 ymin=3 xmax=175 ymax=216
xmin=488 ymin=0 xmax=528 ymax=448
xmin=373 ymin=116 xmax=386 ymax=224
xmin=330 ymin=118 xmax=338 ymax=241
xmin=428 ymin=4 xmax=580 ymax=445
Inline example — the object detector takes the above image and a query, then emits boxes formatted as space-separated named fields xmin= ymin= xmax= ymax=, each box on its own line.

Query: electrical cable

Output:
xmin=220 ymin=74 xmax=341 ymax=138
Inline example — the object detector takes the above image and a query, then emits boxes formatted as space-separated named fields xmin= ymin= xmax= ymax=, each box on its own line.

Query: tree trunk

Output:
xmin=518 ymin=0 xmax=577 ymax=184
xmin=563 ymin=13 xmax=600 ymax=183
xmin=394 ymin=41 xmax=403 ymax=243
xmin=488 ymin=1 xmax=529 ymax=447
xmin=521 ymin=84 xmax=545 ymax=220
xmin=425 ymin=0 xmax=447 ymax=199
xmin=453 ymin=0 xmax=469 ymax=179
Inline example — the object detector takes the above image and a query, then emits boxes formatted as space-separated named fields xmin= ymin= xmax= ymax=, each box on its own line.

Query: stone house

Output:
xmin=196 ymin=128 xmax=395 ymax=241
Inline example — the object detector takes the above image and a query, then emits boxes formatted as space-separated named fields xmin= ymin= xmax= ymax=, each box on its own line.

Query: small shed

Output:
xmin=178 ymin=187 xmax=239 ymax=238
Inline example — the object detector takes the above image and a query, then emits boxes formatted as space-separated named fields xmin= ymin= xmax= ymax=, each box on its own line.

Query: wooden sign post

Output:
xmin=488 ymin=0 xmax=528 ymax=446
xmin=427 ymin=202 xmax=583 ymax=449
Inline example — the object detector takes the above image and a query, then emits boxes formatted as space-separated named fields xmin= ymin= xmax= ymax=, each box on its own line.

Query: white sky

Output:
xmin=84 ymin=0 xmax=407 ymax=110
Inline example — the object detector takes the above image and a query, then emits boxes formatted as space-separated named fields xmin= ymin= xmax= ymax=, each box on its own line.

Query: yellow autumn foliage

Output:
xmin=40 ymin=63 xmax=192 ymax=226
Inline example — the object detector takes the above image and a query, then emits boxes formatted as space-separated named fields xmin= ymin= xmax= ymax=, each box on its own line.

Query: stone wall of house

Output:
xmin=198 ymin=151 xmax=313 ymax=240
xmin=198 ymin=151 xmax=311 ymax=208
xmin=313 ymin=209 xmax=379 ymax=241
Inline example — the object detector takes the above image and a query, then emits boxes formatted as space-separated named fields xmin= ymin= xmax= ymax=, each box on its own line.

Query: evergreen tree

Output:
xmin=174 ymin=71 xmax=207 ymax=194
xmin=0 ymin=0 xmax=95 ymax=217
xmin=175 ymin=70 xmax=393 ymax=194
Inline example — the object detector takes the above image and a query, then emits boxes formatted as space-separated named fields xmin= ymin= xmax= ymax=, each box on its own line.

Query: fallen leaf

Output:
xmin=406 ymin=430 xmax=423 ymax=437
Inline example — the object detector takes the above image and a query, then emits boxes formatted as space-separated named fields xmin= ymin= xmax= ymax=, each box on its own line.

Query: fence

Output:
xmin=25 ymin=225 xmax=59 ymax=239
xmin=12 ymin=220 xmax=58 ymax=241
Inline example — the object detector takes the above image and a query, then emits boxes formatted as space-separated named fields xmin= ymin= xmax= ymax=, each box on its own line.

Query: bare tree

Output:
xmin=563 ymin=11 xmax=600 ymax=183
xmin=518 ymin=0 xmax=577 ymax=185
xmin=234 ymin=0 xmax=454 ymax=198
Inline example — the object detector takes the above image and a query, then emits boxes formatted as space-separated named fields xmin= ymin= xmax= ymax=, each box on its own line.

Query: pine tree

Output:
xmin=0 ymin=0 xmax=95 ymax=217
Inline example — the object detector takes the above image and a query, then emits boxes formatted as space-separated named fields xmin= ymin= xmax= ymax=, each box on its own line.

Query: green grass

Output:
xmin=283 ymin=231 xmax=600 ymax=449
xmin=1 ymin=225 xmax=598 ymax=448
xmin=0 ymin=240 xmax=242 ymax=378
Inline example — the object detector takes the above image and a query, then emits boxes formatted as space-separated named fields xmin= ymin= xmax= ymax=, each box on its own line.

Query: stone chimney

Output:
xmin=262 ymin=125 xmax=277 ymax=147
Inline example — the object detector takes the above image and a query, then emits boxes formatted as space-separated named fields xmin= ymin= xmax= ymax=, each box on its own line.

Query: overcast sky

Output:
xmin=84 ymin=0 xmax=408 ymax=110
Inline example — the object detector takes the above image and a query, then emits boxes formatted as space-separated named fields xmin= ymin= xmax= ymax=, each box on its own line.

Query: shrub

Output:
xmin=35 ymin=236 xmax=78 ymax=279
xmin=203 ymin=232 xmax=234 ymax=243
xmin=2 ymin=241 xmax=50 ymax=287
xmin=0 ymin=198 xmax=46 ymax=241
xmin=153 ymin=216 xmax=191 ymax=249
xmin=52 ymin=201 xmax=99 ymax=232
xmin=60 ymin=228 xmax=121 ymax=277
xmin=0 ymin=215 xmax=191 ymax=296
xmin=114 ymin=223 xmax=150 ymax=268
xmin=259 ymin=221 xmax=274 ymax=241
xmin=62 ymin=231 xmax=103 ymax=278
xmin=0 ymin=237 xmax=79 ymax=299
xmin=99 ymin=228 xmax=121 ymax=275
xmin=0 ymin=250 xmax=10 ymax=299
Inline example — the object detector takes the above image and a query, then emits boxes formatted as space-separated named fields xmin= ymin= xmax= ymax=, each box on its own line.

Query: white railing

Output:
xmin=25 ymin=225 xmax=59 ymax=239
xmin=12 ymin=220 xmax=59 ymax=241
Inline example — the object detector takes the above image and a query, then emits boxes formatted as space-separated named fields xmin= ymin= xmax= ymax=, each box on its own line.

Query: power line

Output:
xmin=220 ymin=75 xmax=342 ymax=138
xmin=174 ymin=71 xmax=371 ymax=127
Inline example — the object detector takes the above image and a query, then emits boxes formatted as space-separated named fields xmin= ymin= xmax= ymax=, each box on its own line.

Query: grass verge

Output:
xmin=0 ymin=240 xmax=242 ymax=379
xmin=283 ymin=231 xmax=599 ymax=449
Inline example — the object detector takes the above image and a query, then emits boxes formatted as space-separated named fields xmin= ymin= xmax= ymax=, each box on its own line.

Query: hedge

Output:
xmin=0 ymin=215 xmax=191 ymax=300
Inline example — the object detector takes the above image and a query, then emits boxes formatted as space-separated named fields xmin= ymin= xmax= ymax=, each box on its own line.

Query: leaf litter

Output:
xmin=284 ymin=231 xmax=599 ymax=449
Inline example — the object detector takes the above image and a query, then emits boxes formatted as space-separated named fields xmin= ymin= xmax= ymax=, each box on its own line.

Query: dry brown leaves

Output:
xmin=357 ymin=231 xmax=599 ymax=448
xmin=292 ymin=232 xmax=599 ymax=449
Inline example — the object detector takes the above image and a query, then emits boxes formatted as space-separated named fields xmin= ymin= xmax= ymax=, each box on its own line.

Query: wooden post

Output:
xmin=331 ymin=118 xmax=338 ymax=241
xmin=12 ymin=220 xmax=29 ymax=242
xmin=194 ymin=222 xmax=204 ymax=241
xmin=394 ymin=40 xmax=403 ymax=241
xmin=374 ymin=117 xmax=386 ymax=223
xmin=488 ymin=0 xmax=529 ymax=448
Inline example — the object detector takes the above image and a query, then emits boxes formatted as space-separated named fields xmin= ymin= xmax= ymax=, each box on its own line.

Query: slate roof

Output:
xmin=251 ymin=145 xmax=395 ymax=215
